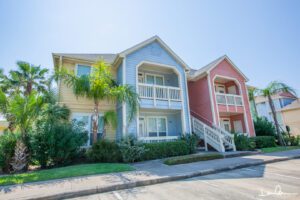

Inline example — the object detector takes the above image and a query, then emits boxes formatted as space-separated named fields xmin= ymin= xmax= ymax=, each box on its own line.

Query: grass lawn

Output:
xmin=261 ymin=146 xmax=300 ymax=153
xmin=0 ymin=163 xmax=134 ymax=186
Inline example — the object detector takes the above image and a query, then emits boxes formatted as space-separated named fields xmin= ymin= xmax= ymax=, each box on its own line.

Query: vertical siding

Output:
xmin=125 ymin=41 xmax=191 ymax=137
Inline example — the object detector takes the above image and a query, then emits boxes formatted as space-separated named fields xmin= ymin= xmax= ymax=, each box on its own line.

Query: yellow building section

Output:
xmin=281 ymin=100 xmax=300 ymax=136
xmin=56 ymin=57 xmax=117 ymax=141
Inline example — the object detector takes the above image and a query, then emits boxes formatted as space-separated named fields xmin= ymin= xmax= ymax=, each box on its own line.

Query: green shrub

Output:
xmin=0 ymin=133 xmax=17 ymax=173
xmin=87 ymin=140 xmax=122 ymax=163
xmin=31 ymin=120 xmax=88 ymax=168
xmin=234 ymin=134 xmax=255 ymax=151
xmin=142 ymin=140 xmax=190 ymax=161
xmin=254 ymin=117 xmax=276 ymax=136
xmin=119 ymin=136 xmax=147 ymax=163
xmin=253 ymin=136 xmax=276 ymax=148
xmin=181 ymin=133 xmax=198 ymax=154
xmin=164 ymin=153 xmax=223 ymax=165
xmin=284 ymin=135 xmax=300 ymax=146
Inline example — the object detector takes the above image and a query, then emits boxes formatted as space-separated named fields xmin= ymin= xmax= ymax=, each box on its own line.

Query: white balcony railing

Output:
xmin=216 ymin=93 xmax=243 ymax=106
xmin=138 ymin=83 xmax=182 ymax=101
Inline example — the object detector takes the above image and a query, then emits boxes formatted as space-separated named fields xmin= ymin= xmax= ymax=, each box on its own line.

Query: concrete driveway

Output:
xmin=69 ymin=159 xmax=300 ymax=200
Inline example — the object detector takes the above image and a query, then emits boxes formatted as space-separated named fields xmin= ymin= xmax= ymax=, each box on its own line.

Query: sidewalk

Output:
xmin=1 ymin=149 xmax=300 ymax=200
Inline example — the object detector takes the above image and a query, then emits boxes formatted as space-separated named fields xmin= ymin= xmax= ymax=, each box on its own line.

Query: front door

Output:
xmin=221 ymin=119 xmax=231 ymax=132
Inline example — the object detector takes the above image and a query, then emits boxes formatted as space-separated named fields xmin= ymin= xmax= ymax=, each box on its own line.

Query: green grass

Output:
xmin=0 ymin=163 xmax=134 ymax=186
xmin=164 ymin=153 xmax=224 ymax=165
xmin=261 ymin=146 xmax=300 ymax=153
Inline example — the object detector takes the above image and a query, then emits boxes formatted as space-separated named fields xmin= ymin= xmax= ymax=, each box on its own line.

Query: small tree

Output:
xmin=56 ymin=60 xmax=139 ymax=144
xmin=256 ymin=81 xmax=297 ymax=146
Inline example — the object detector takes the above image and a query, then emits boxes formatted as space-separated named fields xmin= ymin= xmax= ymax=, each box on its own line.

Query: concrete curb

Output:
xmin=30 ymin=154 xmax=300 ymax=200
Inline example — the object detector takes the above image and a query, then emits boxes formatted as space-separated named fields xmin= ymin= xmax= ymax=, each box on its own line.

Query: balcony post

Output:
xmin=153 ymin=85 xmax=156 ymax=106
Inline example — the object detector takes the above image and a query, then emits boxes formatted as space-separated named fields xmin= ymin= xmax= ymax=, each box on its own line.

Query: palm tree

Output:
xmin=57 ymin=60 xmax=138 ymax=144
xmin=248 ymin=87 xmax=258 ymax=119
xmin=8 ymin=61 xmax=49 ymax=95
xmin=256 ymin=81 xmax=297 ymax=145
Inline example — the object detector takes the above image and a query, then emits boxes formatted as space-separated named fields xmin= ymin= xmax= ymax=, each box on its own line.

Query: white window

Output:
xmin=145 ymin=74 xmax=164 ymax=85
xmin=71 ymin=113 xmax=104 ymax=146
xmin=76 ymin=64 xmax=91 ymax=77
xmin=221 ymin=118 xmax=231 ymax=132
xmin=72 ymin=113 xmax=91 ymax=146
xmin=215 ymin=84 xmax=226 ymax=93
xmin=147 ymin=117 xmax=167 ymax=137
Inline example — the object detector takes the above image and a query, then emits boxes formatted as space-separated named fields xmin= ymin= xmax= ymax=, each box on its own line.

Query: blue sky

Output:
xmin=0 ymin=0 xmax=299 ymax=91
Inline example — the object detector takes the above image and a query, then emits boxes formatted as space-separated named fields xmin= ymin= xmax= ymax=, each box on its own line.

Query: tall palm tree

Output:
xmin=248 ymin=87 xmax=258 ymax=119
xmin=257 ymin=81 xmax=297 ymax=145
xmin=57 ymin=60 xmax=139 ymax=144
xmin=8 ymin=61 xmax=49 ymax=95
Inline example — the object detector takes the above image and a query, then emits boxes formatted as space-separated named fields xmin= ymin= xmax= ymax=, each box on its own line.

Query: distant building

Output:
xmin=281 ymin=99 xmax=300 ymax=136
xmin=254 ymin=92 xmax=297 ymax=131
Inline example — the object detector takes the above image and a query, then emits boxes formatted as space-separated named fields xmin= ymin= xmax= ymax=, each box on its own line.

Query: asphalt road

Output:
xmin=69 ymin=159 xmax=300 ymax=200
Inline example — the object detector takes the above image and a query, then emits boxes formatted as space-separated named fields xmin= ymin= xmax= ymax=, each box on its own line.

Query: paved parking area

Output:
xmin=69 ymin=159 xmax=300 ymax=200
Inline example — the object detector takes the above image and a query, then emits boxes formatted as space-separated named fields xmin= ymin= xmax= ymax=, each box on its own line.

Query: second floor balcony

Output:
xmin=138 ymin=83 xmax=182 ymax=102
xmin=216 ymin=93 xmax=243 ymax=106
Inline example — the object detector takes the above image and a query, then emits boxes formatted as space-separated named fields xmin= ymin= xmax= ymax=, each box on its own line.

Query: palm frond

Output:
xmin=103 ymin=110 xmax=117 ymax=129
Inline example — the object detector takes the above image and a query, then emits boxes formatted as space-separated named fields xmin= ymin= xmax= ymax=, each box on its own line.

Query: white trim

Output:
xmin=71 ymin=112 xmax=104 ymax=147
xmin=146 ymin=116 xmax=168 ymax=137
xmin=212 ymin=75 xmax=250 ymax=135
xmin=245 ymin=85 xmax=256 ymax=136
xmin=184 ymin=71 xmax=192 ymax=133
xmin=144 ymin=73 xmax=165 ymax=85
xmin=207 ymin=73 xmax=217 ymax=124
xmin=119 ymin=36 xmax=190 ymax=71
xmin=189 ymin=55 xmax=249 ymax=82
xmin=122 ymin=58 xmax=127 ymax=137
xmin=136 ymin=61 xmax=186 ymax=134
xmin=220 ymin=117 xmax=231 ymax=132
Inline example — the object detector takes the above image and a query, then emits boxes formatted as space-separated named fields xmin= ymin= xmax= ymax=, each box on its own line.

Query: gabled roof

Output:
xmin=118 ymin=35 xmax=190 ymax=70
xmin=52 ymin=53 xmax=117 ymax=64
xmin=189 ymin=55 xmax=249 ymax=81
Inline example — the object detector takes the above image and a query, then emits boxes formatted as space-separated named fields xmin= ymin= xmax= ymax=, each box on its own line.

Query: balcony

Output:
xmin=138 ymin=83 xmax=182 ymax=102
xmin=216 ymin=93 xmax=243 ymax=106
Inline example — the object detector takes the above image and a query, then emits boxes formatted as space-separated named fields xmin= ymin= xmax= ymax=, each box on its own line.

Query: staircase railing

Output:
xmin=212 ymin=125 xmax=236 ymax=151
xmin=191 ymin=116 xmax=225 ymax=152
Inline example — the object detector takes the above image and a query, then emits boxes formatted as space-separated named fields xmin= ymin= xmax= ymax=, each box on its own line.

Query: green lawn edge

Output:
xmin=0 ymin=163 xmax=134 ymax=186
xmin=261 ymin=146 xmax=300 ymax=153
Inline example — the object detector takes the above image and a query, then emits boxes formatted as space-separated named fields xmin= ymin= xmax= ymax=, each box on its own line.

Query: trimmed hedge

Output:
xmin=87 ymin=140 xmax=122 ymax=163
xmin=252 ymin=136 xmax=276 ymax=148
xmin=164 ymin=153 xmax=223 ymax=165
xmin=142 ymin=140 xmax=190 ymax=161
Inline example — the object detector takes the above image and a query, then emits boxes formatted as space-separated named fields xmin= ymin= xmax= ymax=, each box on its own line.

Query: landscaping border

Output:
xmin=29 ymin=152 xmax=300 ymax=200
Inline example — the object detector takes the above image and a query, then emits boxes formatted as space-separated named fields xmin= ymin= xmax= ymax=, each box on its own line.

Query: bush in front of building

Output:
xmin=141 ymin=140 xmax=190 ymax=161
xmin=234 ymin=134 xmax=256 ymax=151
xmin=181 ymin=133 xmax=198 ymax=154
xmin=87 ymin=139 xmax=123 ymax=163
xmin=119 ymin=136 xmax=147 ymax=163
xmin=252 ymin=136 xmax=277 ymax=148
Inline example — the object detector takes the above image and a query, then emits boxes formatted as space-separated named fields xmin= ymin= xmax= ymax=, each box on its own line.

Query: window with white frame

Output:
xmin=71 ymin=113 xmax=104 ymax=146
xmin=76 ymin=64 xmax=91 ymax=77
xmin=147 ymin=117 xmax=167 ymax=137
xmin=145 ymin=74 xmax=164 ymax=85
xmin=215 ymin=84 xmax=226 ymax=93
